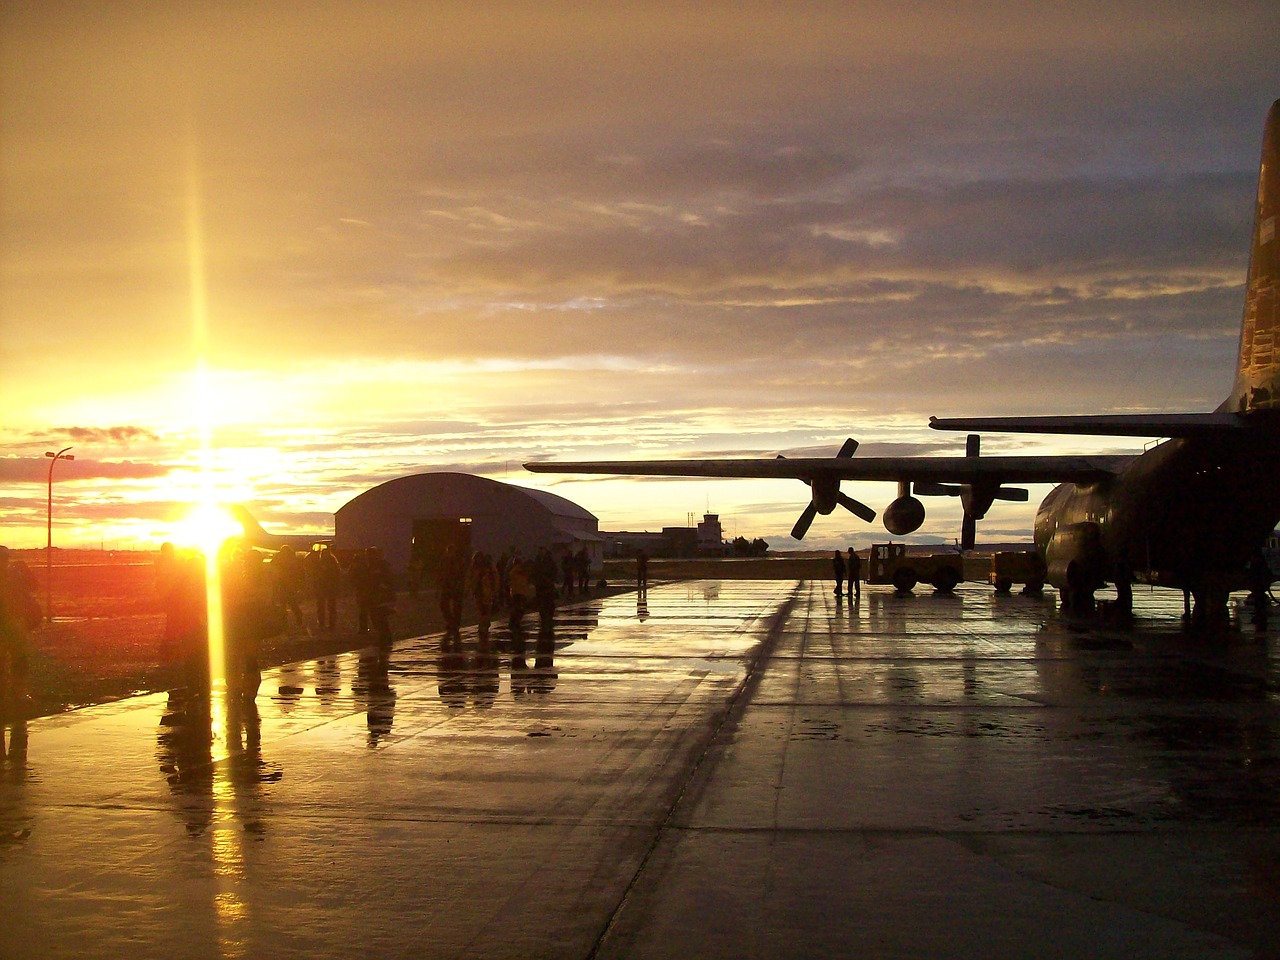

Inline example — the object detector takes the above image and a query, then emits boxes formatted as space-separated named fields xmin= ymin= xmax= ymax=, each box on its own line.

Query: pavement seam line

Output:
xmin=584 ymin=581 xmax=803 ymax=960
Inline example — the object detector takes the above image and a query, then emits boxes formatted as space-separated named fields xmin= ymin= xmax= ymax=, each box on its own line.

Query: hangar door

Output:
xmin=411 ymin=517 xmax=472 ymax=579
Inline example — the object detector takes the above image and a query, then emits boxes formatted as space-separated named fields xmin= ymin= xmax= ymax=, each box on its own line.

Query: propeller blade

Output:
xmin=836 ymin=492 xmax=877 ymax=523
xmin=995 ymin=488 xmax=1029 ymax=502
xmin=914 ymin=482 xmax=960 ymax=497
xmin=961 ymin=513 xmax=977 ymax=551
xmin=791 ymin=502 xmax=819 ymax=540
xmin=836 ymin=438 xmax=859 ymax=458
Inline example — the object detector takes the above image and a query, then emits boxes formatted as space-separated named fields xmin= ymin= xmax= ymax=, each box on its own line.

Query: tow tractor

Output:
xmin=866 ymin=542 xmax=964 ymax=594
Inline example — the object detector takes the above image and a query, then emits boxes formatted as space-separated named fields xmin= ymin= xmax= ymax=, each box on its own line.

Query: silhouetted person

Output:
xmin=406 ymin=552 xmax=425 ymax=599
xmin=305 ymin=544 xmax=340 ymax=632
xmin=496 ymin=549 xmax=513 ymax=601
xmin=507 ymin=558 xmax=534 ymax=657
xmin=832 ymin=550 xmax=845 ymax=596
xmin=365 ymin=547 xmax=395 ymax=646
xmin=533 ymin=548 xmax=559 ymax=639
xmin=164 ymin=551 xmax=209 ymax=696
xmin=221 ymin=544 xmax=270 ymax=701
xmin=636 ymin=550 xmax=649 ymax=594
xmin=470 ymin=551 xmax=498 ymax=654
xmin=4 ymin=557 xmax=38 ymax=631
xmin=270 ymin=544 xmax=305 ymax=632
xmin=847 ymin=548 xmax=861 ymax=601
xmin=575 ymin=547 xmax=590 ymax=595
xmin=561 ymin=551 xmax=575 ymax=599
xmin=438 ymin=544 xmax=467 ymax=647
xmin=349 ymin=550 xmax=373 ymax=633
xmin=0 ymin=546 xmax=32 ymax=723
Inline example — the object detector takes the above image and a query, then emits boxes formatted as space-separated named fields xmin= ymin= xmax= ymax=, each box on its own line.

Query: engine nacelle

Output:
xmin=1043 ymin=522 xmax=1107 ymax=593
xmin=883 ymin=495 xmax=925 ymax=535
xmin=811 ymin=476 xmax=840 ymax=515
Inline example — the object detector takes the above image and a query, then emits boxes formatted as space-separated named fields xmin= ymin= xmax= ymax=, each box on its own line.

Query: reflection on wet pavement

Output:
xmin=2 ymin=580 xmax=1279 ymax=958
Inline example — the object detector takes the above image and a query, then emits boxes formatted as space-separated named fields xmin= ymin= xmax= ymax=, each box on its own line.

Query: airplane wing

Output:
xmin=523 ymin=440 xmax=1132 ymax=546
xmin=928 ymin=412 xmax=1247 ymax=437
xmin=523 ymin=453 xmax=1131 ymax=484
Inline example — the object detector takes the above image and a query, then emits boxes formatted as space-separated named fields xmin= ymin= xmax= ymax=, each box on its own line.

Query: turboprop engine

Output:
xmin=786 ymin=438 xmax=877 ymax=540
xmin=883 ymin=482 xmax=926 ymax=535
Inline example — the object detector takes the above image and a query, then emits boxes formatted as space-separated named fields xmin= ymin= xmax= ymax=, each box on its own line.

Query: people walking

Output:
xmin=832 ymin=550 xmax=845 ymax=596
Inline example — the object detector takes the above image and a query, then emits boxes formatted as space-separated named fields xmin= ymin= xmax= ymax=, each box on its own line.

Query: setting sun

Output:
xmin=171 ymin=502 xmax=244 ymax=556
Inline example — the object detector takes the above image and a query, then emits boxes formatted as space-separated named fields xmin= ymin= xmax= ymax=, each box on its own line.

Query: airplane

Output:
xmin=525 ymin=100 xmax=1280 ymax=626
xmin=227 ymin=504 xmax=332 ymax=554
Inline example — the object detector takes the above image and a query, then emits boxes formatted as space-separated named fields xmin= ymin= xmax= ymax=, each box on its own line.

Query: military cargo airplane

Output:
xmin=526 ymin=100 xmax=1280 ymax=623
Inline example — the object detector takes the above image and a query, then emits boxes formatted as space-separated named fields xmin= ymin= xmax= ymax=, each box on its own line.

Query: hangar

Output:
xmin=333 ymin=472 xmax=601 ymax=579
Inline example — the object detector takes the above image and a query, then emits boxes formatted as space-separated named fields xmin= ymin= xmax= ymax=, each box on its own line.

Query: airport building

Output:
xmin=333 ymin=473 xmax=602 ymax=579
xmin=604 ymin=512 xmax=730 ymax=559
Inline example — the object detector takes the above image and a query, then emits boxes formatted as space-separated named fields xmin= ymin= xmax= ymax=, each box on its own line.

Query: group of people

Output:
xmin=156 ymin=540 xmax=403 ymax=696
xmin=155 ymin=541 xmax=275 ymax=700
xmin=831 ymin=548 xmax=863 ymax=601
xmin=434 ymin=545 xmax=586 ymax=656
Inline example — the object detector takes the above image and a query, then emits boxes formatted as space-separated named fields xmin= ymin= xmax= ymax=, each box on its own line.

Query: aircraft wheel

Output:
xmin=993 ymin=577 xmax=1013 ymax=594
xmin=1022 ymin=580 xmax=1044 ymax=596
xmin=892 ymin=568 xmax=918 ymax=593
xmin=932 ymin=568 xmax=960 ymax=593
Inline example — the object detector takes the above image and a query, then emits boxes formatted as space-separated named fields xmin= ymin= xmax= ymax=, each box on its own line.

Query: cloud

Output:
xmin=47 ymin=426 xmax=162 ymax=445
xmin=0 ymin=458 xmax=174 ymax=483
xmin=2 ymin=3 xmax=1277 ymax=546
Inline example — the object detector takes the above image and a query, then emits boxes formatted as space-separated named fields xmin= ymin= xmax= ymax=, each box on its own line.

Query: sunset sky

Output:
xmin=3 ymin=2 xmax=1279 ymax=553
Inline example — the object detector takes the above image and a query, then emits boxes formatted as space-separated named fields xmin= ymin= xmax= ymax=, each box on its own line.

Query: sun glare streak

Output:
xmin=186 ymin=132 xmax=227 ymax=689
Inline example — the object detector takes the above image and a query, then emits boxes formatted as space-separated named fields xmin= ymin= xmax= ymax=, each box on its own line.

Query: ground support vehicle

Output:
xmin=989 ymin=550 xmax=1047 ymax=595
xmin=866 ymin=543 xmax=965 ymax=594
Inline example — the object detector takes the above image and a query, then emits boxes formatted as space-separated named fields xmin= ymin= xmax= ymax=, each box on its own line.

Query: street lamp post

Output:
xmin=45 ymin=446 xmax=74 ymax=624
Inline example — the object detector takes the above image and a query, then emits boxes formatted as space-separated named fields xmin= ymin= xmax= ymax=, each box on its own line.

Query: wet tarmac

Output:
xmin=2 ymin=581 xmax=1279 ymax=959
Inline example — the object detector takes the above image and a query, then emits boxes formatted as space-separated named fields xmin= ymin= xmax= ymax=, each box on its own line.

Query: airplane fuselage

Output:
xmin=1033 ymin=418 xmax=1280 ymax=597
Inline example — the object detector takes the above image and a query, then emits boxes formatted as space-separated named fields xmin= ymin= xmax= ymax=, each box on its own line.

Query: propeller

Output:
xmin=786 ymin=438 xmax=877 ymax=540
xmin=913 ymin=434 xmax=1028 ymax=550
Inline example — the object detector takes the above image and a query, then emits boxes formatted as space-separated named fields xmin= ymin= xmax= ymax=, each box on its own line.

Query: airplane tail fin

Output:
xmin=1225 ymin=99 xmax=1280 ymax=414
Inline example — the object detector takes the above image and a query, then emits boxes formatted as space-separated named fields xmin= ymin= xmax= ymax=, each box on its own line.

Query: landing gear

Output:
xmin=1112 ymin=565 xmax=1134 ymax=623
xmin=1061 ymin=561 xmax=1096 ymax=614
xmin=1190 ymin=579 xmax=1232 ymax=634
